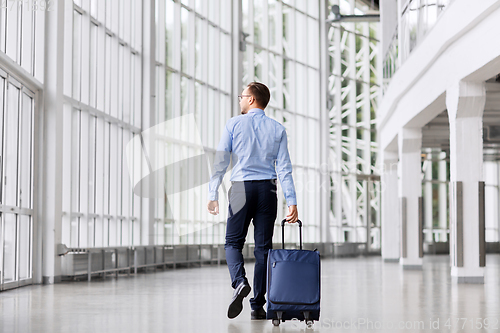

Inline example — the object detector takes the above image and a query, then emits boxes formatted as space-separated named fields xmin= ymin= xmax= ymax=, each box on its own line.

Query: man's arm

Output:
xmin=275 ymin=129 xmax=297 ymax=207
xmin=208 ymin=121 xmax=233 ymax=202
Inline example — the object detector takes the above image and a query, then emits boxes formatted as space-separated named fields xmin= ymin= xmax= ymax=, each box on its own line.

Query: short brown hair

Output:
xmin=247 ymin=82 xmax=271 ymax=109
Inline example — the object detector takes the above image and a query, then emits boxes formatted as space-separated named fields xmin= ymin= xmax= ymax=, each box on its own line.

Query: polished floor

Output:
xmin=1 ymin=255 xmax=500 ymax=333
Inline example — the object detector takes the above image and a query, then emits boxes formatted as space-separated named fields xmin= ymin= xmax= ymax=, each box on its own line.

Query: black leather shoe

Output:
xmin=251 ymin=307 xmax=267 ymax=320
xmin=227 ymin=281 xmax=251 ymax=319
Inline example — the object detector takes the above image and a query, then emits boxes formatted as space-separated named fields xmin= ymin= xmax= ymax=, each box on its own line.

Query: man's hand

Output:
xmin=207 ymin=200 xmax=219 ymax=215
xmin=286 ymin=205 xmax=298 ymax=223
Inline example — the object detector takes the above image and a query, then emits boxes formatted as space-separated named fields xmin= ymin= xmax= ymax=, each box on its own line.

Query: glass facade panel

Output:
xmin=328 ymin=0 xmax=380 ymax=245
xmin=0 ymin=0 xmax=391 ymax=290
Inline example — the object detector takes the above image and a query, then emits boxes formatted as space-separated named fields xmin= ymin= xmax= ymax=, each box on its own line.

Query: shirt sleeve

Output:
xmin=208 ymin=121 xmax=233 ymax=201
xmin=275 ymin=129 xmax=297 ymax=206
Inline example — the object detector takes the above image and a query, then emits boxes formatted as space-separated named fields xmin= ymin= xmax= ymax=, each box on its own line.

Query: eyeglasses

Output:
xmin=238 ymin=95 xmax=251 ymax=102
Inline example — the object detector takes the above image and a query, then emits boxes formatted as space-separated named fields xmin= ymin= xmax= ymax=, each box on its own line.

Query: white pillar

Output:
xmin=446 ymin=80 xmax=486 ymax=283
xmin=41 ymin=0 xmax=65 ymax=284
xmin=424 ymin=151 xmax=433 ymax=243
xmin=381 ymin=150 xmax=400 ymax=261
xmin=498 ymin=161 xmax=500 ymax=242
xmin=398 ymin=127 xmax=423 ymax=269
xmin=484 ymin=161 xmax=498 ymax=242
xmin=438 ymin=151 xmax=448 ymax=242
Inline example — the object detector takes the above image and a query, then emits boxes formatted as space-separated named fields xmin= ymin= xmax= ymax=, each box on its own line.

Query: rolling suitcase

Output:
xmin=266 ymin=219 xmax=321 ymax=327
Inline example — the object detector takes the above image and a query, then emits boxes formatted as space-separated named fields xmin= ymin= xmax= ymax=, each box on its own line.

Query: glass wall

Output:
xmin=421 ymin=149 xmax=449 ymax=243
xmin=0 ymin=0 xmax=384 ymax=266
xmin=0 ymin=73 xmax=35 ymax=287
xmin=328 ymin=0 xmax=380 ymax=248
xmin=61 ymin=0 xmax=143 ymax=248
xmin=155 ymin=0 xmax=233 ymax=245
xmin=0 ymin=2 xmax=43 ymax=288
xmin=0 ymin=2 xmax=45 ymax=81
xmin=484 ymin=161 xmax=500 ymax=242
xmin=242 ymin=0 xmax=322 ymax=244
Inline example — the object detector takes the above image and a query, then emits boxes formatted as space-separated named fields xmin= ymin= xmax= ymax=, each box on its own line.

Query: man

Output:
xmin=207 ymin=82 xmax=298 ymax=320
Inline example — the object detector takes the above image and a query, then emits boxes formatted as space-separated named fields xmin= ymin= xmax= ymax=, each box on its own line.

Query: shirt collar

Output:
xmin=248 ymin=108 xmax=265 ymax=115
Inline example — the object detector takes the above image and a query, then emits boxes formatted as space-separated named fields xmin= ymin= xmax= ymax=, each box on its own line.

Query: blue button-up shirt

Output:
xmin=208 ymin=108 xmax=297 ymax=206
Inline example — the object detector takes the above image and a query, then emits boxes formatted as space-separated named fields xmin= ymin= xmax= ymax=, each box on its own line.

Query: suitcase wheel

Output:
xmin=272 ymin=319 xmax=280 ymax=327
xmin=306 ymin=320 xmax=314 ymax=326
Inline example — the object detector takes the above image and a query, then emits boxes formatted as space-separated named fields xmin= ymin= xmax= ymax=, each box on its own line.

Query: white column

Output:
xmin=438 ymin=151 xmax=448 ymax=242
xmin=381 ymin=150 xmax=399 ymax=261
xmin=484 ymin=161 xmax=498 ymax=243
xmin=498 ymin=161 xmax=500 ymax=242
xmin=41 ymin=0 xmax=65 ymax=284
xmin=424 ymin=151 xmax=433 ymax=243
xmin=398 ymin=127 xmax=423 ymax=269
xmin=446 ymin=80 xmax=486 ymax=283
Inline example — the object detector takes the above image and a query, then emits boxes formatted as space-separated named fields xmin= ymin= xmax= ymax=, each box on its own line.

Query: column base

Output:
xmin=451 ymin=267 xmax=484 ymax=284
xmin=400 ymin=257 xmax=423 ymax=269
xmin=383 ymin=258 xmax=400 ymax=263
xmin=452 ymin=276 xmax=484 ymax=284
xmin=42 ymin=275 xmax=62 ymax=284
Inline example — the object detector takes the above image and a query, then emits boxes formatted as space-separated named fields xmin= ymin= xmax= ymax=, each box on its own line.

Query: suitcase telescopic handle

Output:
xmin=280 ymin=219 xmax=302 ymax=250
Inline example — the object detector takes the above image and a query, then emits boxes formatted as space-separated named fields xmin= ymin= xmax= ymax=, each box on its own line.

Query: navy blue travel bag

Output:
xmin=266 ymin=219 xmax=320 ymax=327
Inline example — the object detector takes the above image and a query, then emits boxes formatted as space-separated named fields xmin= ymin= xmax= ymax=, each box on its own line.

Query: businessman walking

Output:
xmin=207 ymin=82 xmax=298 ymax=320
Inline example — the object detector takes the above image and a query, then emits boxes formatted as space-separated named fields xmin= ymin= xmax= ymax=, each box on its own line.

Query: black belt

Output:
xmin=231 ymin=179 xmax=277 ymax=184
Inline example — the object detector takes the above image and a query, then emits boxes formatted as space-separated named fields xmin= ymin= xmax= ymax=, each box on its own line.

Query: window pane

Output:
xmin=308 ymin=0 xmax=319 ymax=18
xmin=105 ymin=34 xmax=111 ymax=114
xmin=220 ymin=33 xmax=230 ymax=93
xmin=18 ymin=215 xmax=31 ymax=280
xmin=181 ymin=8 xmax=189 ymax=74
xmin=295 ymin=12 xmax=306 ymax=63
xmin=254 ymin=48 xmax=264 ymax=82
xmin=195 ymin=18 xmax=202 ymax=79
xmin=208 ymin=25 xmax=216 ymax=86
xmin=90 ymin=23 xmax=98 ymax=108
xmin=73 ymin=11 xmax=82 ymax=100
xmin=269 ymin=0 xmax=280 ymax=52
xmin=253 ymin=0 xmax=264 ymax=46
xmin=20 ymin=7 xmax=33 ymax=74
xmin=4 ymin=83 xmax=20 ymax=207
xmin=166 ymin=0 xmax=175 ymax=68
xmin=295 ymin=63 xmax=305 ymax=115
xmin=196 ymin=0 xmax=206 ymax=16
xmin=71 ymin=110 xmax=81 ymax=212
xmin=283 ymin=59 xmax=294 ymax=111
xmin=208 ymin=89 xmax=215 ymax=148
xmin=181 ymin=76 xmax=189 ymax=116
xmin=308 ymin=68 xmax=319 ymax=118
xmin=220 ymin=0 xmax=230 ymax=31
xmin=5 ymin=2 xmax=19 ymax=62
xmin=308 ymin=17 xmax=319 ymax=68
xmin=3 ymin=214 xmax=17 ymax=282
xmin=20 ymin=93 xmax=33 ymax=209
xmin=166 ymin=70 xmax=174 ymax=120
xmin=209 ymin=0 xmax=219 ymax=24
xmin=295 ymin=0 xmax=306 ymax=13
xmin=269 ymin=53 xmax=281 ymax=108
xmin=283 ymin=5 xmax=294 ymax=58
